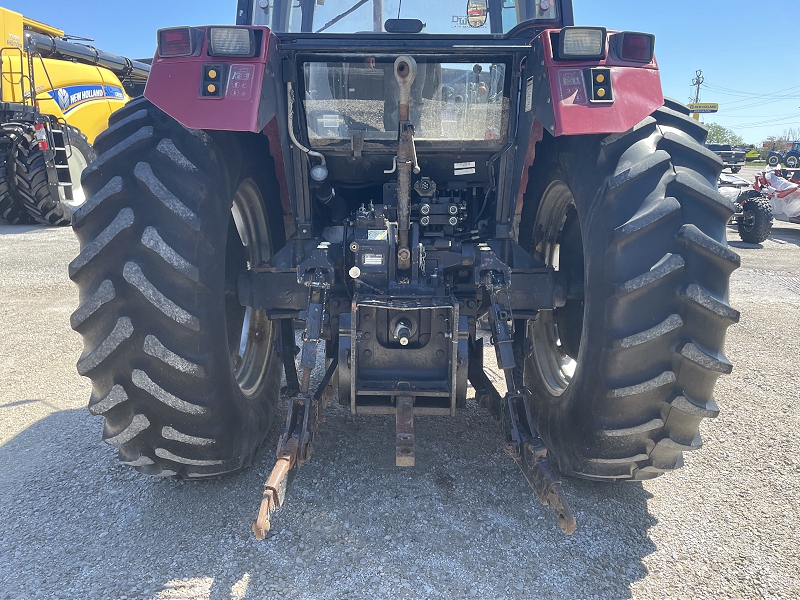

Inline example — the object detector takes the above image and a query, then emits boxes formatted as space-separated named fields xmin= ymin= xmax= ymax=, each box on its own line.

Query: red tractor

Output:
xmin=69 ymin=0 xmax=739 ymax=537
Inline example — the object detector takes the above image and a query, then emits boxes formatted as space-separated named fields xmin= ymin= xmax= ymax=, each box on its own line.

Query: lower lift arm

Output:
xmin=473 ymin=248 xmax=576 ymax=535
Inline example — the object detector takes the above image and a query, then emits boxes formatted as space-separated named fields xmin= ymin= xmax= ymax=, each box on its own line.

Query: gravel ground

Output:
xmin=1 ymin=168 xmax=799 ymax=599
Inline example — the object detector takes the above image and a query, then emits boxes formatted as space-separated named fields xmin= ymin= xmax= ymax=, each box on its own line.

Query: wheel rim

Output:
xmin=741 ymin=209 xmax=755 ymax=232
xmin=788 ymin=156 xmax=798 ymax=168
xmin=226 ymin=179 xmax=274 ymax=398
xmin=531 ymin=181 xmax=584 ymax=397
xmin=768 ymin=156 xmax=779 ymax=166
xmin=64 ymin=144 xmax=90 ymax=208
xmin=531 ymin=313 xmax=577 ymax=396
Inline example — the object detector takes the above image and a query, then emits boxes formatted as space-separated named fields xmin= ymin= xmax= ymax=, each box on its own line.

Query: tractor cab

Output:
xmin=238 ymin=0 xmax=565 ymax=34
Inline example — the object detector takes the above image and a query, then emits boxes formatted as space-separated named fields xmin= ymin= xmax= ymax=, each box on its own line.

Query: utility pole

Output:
xmin=373 ymin=0 xmax=383 ymax=32
xmin=691 ymin=69 xmax=704 ymax=104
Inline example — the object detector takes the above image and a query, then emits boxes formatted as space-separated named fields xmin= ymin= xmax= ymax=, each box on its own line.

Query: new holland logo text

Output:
xmin=70 ymin=87 xmax=105 ymax=104
xmin=48 ymin=85 xmax=125 ymax=113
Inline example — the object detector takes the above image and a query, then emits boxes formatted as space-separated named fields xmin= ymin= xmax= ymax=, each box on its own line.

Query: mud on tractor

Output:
xmin=70 ymin=0 xmax=739 ymax=536
xmin=0 ymin=7 xmax=149 ymax=225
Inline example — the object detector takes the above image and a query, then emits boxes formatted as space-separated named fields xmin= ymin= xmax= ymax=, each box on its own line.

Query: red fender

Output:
xmin=539 ymin=29 xmax=664 ymax=137
xmin=144 ymin=26 xmax=276 ymax=133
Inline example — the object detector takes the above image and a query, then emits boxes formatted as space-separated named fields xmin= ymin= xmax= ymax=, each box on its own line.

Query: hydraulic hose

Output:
xmin=286 ymin=82 xmax=326 ymax=167
xmin=25 ymin=31 xmax=150 ymax=81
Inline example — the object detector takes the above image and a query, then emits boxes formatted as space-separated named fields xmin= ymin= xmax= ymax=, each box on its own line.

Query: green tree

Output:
xmin=705 ymin=123 xmax=745 ymax=146
xmin=761 ymin=128 xmax=800 ymax=152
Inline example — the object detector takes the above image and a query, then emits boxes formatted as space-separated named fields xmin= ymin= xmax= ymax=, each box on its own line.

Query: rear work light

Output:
xmin=617 ymin=32 xmax=655 ymax=63
xmin=208 ymin=27 xmax=256 ymax=57
xmin=158 ymin=27 xmax=195 ymax=57
xmin=559 ymin=27 xmax=607 ymax=60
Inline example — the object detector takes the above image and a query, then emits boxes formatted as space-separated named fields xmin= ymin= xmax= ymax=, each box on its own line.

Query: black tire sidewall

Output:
xmin=64 ymin=125 xmax=96 ymax=204
xmin=205 ymin=140 xmax=285 ymax=442
xmin=519 ymin=137 xmax=608 ymax=474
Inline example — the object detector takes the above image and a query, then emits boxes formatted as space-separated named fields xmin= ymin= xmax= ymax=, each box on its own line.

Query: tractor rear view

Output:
xmin=70 ymin=0 xmax=739 ymax=536
xmin=0 ymin=7 xmax=148 ymax=225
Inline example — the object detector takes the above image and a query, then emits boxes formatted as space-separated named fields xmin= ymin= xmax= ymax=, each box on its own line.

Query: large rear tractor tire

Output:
xmin=519 ymin=103 xmax=739 ymax=481
xmin=70 ymin=98 xmax=283 ymax=477
xmin=15 ymin=125 xmax=96 ymax=225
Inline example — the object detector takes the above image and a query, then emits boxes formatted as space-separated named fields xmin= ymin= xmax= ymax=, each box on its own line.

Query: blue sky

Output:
xmin=8 ymin=0 xmax=797 ymax=144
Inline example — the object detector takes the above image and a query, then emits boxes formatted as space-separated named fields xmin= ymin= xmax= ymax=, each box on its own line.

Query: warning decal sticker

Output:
xmin=557 ymin=69 xmax=587 ymax=106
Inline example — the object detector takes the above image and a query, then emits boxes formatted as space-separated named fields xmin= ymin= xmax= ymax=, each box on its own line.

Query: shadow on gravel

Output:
xmin=0 ymin=404 xmax=657 ymax=600
xmin=729 ymin=241 xmax=764 ymax=250
xmin=766 ymin=226 xmax=800 ymax=248
xmin=0 ymin=224 xmax=54 ymax=235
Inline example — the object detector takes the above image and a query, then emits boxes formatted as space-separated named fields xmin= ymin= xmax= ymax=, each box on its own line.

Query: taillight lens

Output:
xmin=619 ymin=32 xmax=655 ymax=63
xmin=158 ymin=27 xmax=194 ymax=58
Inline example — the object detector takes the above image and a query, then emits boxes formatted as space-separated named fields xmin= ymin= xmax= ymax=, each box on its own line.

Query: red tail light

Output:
xmin=619 ymin=32 xmax=655 ymax=63
xmin=158 ymin=27 xmax=194 ymax=58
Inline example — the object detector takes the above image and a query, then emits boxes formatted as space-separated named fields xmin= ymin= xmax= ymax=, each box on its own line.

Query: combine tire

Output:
xmin=737 ymin=191 xmax=773 ymax=244
xmin=70 ymin=98 xmax=283 ymax=478
xmin=519 ymin=102 xmax=739 ymax=481
xmin=15 ymin=125 xmax=96 ymax=225
xmin=62 ymin=125 xmax=96 ymax=209
xmin=0 ymin=154 xmax=34 ymax=224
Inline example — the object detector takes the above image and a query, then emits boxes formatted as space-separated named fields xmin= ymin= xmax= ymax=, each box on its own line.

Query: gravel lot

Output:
xmin=1 ymin=163 xmax=799 ymax=599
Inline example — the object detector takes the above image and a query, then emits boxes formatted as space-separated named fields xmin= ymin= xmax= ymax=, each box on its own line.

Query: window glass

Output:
xmin=251 ymin=0 xmax=557 ymax=34
xmin=302 ymin=59 xmax=508 ymax=145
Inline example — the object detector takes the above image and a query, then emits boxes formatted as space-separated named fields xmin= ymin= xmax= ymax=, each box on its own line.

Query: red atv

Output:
xmin=755 ymin=168 xmax=800 ymax=224
xmin=718 ymin=172 xmax=773 ymax=243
